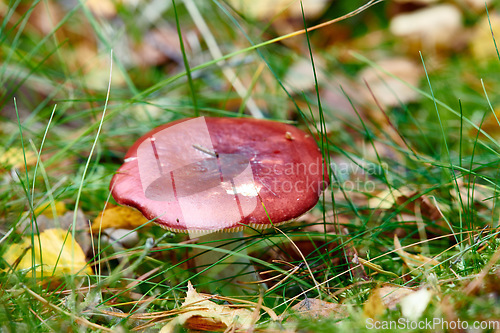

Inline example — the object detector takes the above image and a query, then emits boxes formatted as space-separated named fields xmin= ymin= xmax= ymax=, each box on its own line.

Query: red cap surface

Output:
xmin=110 ymin=117 xmax=329 ymax=233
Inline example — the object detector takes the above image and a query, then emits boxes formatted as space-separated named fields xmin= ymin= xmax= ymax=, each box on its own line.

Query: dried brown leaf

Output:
xmin=390 ymin=4 xmax=464 ymax=52
xmin=376 ymin=284 xmax=416 ymax=310
xmin=227 ymin=0 xmax=328 ymax=20
xmin=292 ymin=298 xmax=349 ymax=320
xmin=360 ymin=58 xmax=422 ymax=108
xmin=160 ymin=281 xmax=254 ymax=332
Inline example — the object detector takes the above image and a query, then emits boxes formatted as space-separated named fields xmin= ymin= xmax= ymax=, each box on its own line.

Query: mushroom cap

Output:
xmin=110 ymin=117 xmax=329 ymax=233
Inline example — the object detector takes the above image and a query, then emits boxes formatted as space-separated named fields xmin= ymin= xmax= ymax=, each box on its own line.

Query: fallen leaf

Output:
xmin=360 ymin=57 xmax=422 ymax=108
xmin=474 ymin=107 xmax=500 ymax=140
xmin=284 ymin=57 xmax=325 ymax=92
xmin=0 ymin=147 xmax=37 ymax=172
xmin=102 ymin=228 xmax=140 ymax=250
xmin=376 ymin=284 xmax=416 ymax=310
xmin=160 ymin=281 xmax=254 ymax=333
xmin=292 ymin=298 xmax=349 ymax=320
xmin=390 ymin=4 xmax=464 ymax=52
xmin=470 ymin=13 xmax=500 ymax=62
xmin=34 ymin=201 xmax=67 ymax=218
xmin=369 ymin=187 xmax=443 ymax=221
xmin=369 ymin=188 xmax=409 ymax=210
xmin=28 ymin=209 xmax=92 ymax=255
xmin=450 ymin=180 xmax=496 ymax=211
xmin=227 ymin=0 xmax=328 ymax=21
xmin=463 ymin=0 xmax=493 ymax=12
xmin=394 ymin=235 xmax=440 ymax=272
xmin=2 ymin=228 xmax=92 ymax=277
xmin=363 ymin=288 xmax=386 ymax=319
xmin=92 ymin=205 xmax=150 ymax=232
xmin=132 ymin=26 xmax=183 ymax=67
xmin=399 ymin=287 xmax=433 ymax=321
xmin=392 ymin=0 xmax=438 ymax=3
xmin=86 ymin=0 xmax=116 ymax=18
xmin=25 ymin=0 xmax=64 ymax=36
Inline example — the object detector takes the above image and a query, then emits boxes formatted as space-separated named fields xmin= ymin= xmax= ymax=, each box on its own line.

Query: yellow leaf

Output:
xmin=0 ymin=147 xmax=37 ymax=171
xmin=86 ymin=0 xmax=116 ymax=18
xmin=3 ymin=228 xmax=92 ymax=277
xmin=160 ymin=281 xmax=254 ymax=333
xmin=92 ymin=206 xmax=149 ymax=232
xmin=470 ymin=13 xmax=500 ymax=62
xmin=363 ymin=288 xmax=386 ymax=319
xmin=394 ymin=235 xmax=439 ymax=271
xmin=227 ymin=0 xmax=328 ymax=20
xmin=368 ymin=188 xmax=408 ymax=209
xmin=34 ymin=201 xmax=67 ymax=218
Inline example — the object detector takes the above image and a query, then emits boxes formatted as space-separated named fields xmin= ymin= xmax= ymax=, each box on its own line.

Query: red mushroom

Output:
xmin=110 ymin=117 xmax=329 ymax=290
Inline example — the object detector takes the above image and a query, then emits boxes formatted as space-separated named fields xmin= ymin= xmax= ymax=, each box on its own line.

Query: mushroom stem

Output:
xmin=192 ymin=231 xmax=261 ymax=293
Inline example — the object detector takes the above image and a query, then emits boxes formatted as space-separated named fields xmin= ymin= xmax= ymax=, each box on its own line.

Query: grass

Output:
xmin=1 ymin=0 xmax=500 ymax=332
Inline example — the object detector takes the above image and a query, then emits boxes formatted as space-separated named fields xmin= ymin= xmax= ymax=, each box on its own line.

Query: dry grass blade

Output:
xmin=269 ymin=0 xmax=384 ymax=43
xmin=272 ymin=227 xmax=323 ymax=295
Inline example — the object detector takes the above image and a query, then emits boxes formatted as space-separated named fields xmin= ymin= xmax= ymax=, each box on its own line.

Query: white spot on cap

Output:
xmin=223 ymin=182 xmax=261 ymax=197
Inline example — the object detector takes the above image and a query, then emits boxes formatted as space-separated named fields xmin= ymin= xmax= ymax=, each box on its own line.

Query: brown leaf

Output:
xmin=360 ymin=57 xmax=422 ymax=108
xmin=369 ymin=187 xmax=443 ymax=222
xmin=450 ymin=179 xmax=497 ymax=211
xmin=86 ymin=0 xmax=116 ymax=18
xmin=160 ymin=281 xmax=254 ymax=333
xmin=474 ymin=107 xmax=500 ymax=140
xmin=376 ymin=284 xmax=416 ymax=310
xmin=292 ymin=298 xmax=349 ymax=320
xmin=132 ymin=26 xmax=184 ymax=67
xmin=26 ymin=1 xmax=64 ymax=36
xmin=227 ymin=0 xmax=328 ymax=21
xmin=390 ymin=4 xmax=464 ymax=53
